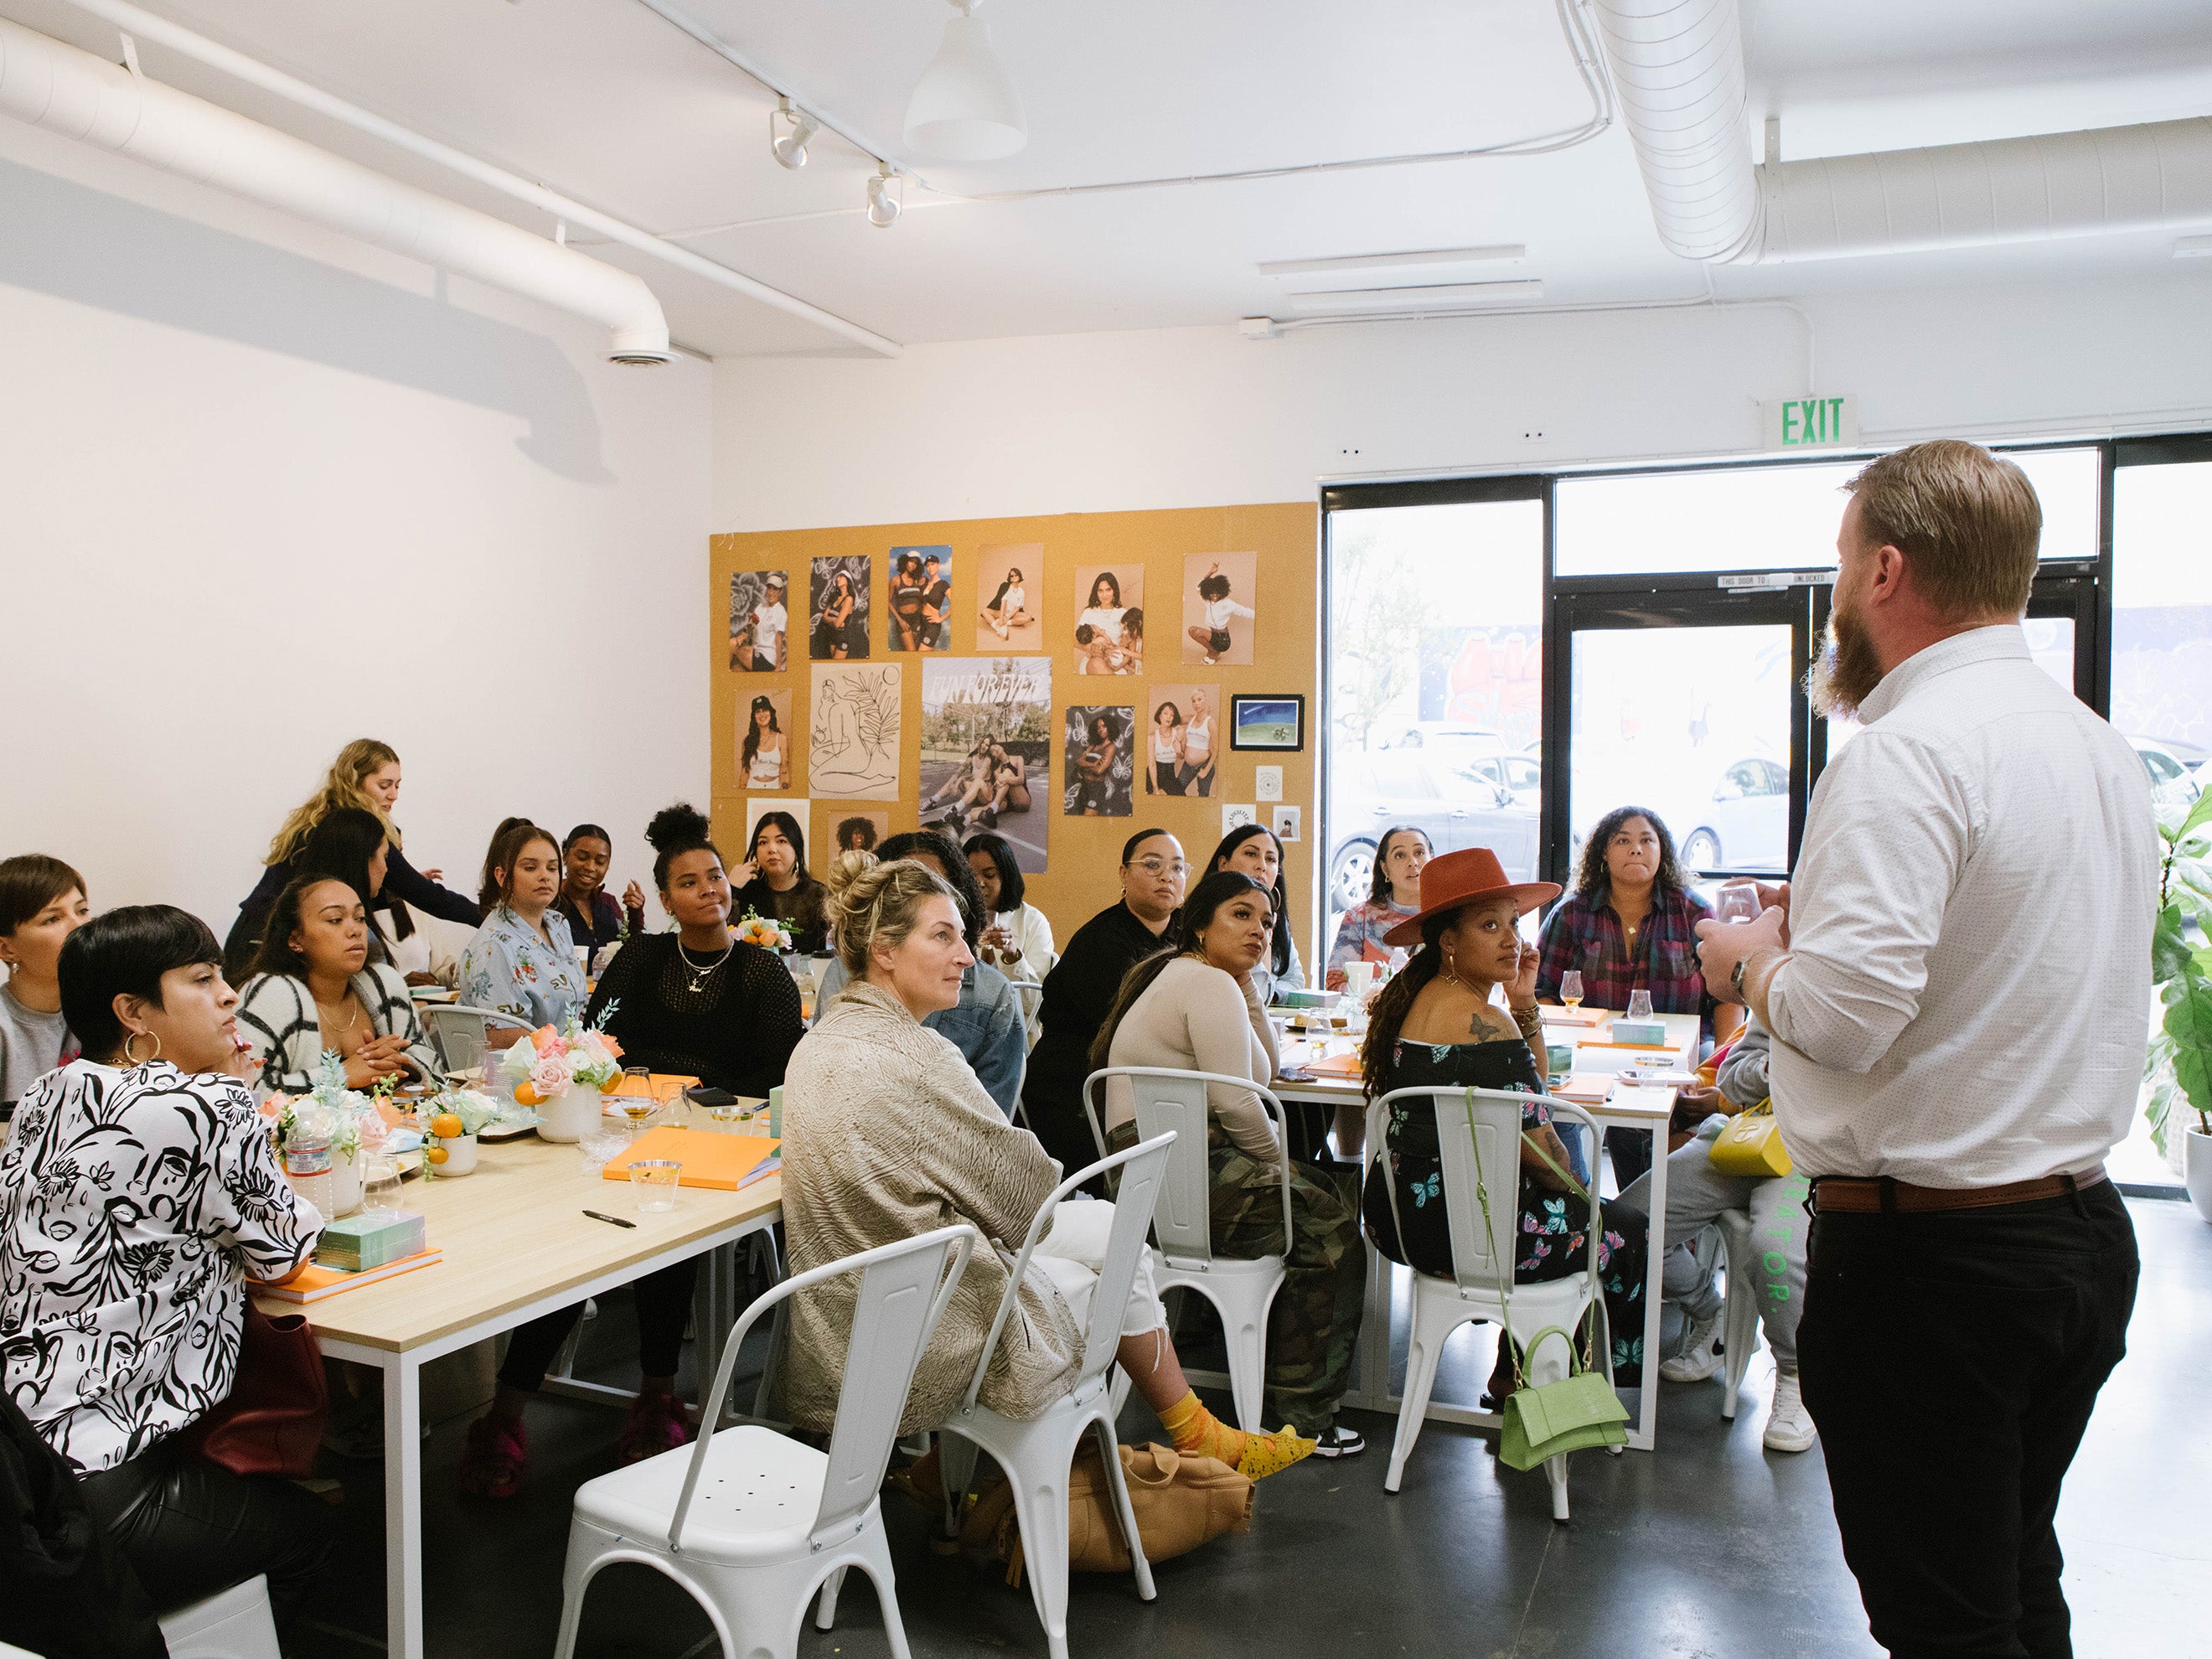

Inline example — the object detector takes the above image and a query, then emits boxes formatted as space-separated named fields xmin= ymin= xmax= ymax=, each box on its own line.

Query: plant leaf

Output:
xmin=2160 ymin=971 xmax=2212 ymax=1119
xmin=2152 ymin=905 xmax=2196 ymax=986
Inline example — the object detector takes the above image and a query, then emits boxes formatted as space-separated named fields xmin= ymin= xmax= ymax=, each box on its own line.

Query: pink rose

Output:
xmin=530 ymin=1057 xmax=569 ymax=1096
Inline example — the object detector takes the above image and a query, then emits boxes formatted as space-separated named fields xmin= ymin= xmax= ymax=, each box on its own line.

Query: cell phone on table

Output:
xmin=686 ymin=1087 xmax=740 ymax=1109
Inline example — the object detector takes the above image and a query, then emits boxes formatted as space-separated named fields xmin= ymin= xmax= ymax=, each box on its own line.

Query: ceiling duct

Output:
xmin=1590 ymin=0 xmax=2212 ymax=264
xmin=0 ymin=13 xmax=674 ymax=363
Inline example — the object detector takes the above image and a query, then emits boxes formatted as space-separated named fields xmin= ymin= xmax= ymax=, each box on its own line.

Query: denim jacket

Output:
xmin=813 ymin=956 xmax=1026 ymax=1119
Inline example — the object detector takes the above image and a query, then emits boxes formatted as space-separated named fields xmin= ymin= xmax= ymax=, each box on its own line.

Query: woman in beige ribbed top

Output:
xmin=1103 ymin=953 xmax=1279 ymax=1158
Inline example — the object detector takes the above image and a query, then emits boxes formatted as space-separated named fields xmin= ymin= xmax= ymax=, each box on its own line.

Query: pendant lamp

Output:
xmin=903 ymin=0 xmax=1026 ymax=161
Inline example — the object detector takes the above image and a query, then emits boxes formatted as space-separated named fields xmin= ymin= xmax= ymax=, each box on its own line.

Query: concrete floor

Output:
xmin=297 ymin=1196 xmax=2210 ymax=1659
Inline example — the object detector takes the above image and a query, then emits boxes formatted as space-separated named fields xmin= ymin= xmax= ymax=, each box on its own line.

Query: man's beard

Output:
xmin=1807 ymin=602 xmax=1884 ymax=721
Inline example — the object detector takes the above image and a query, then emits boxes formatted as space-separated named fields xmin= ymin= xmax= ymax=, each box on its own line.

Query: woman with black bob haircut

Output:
xmin=1 ymin=907 xmax=333 ymax=1640
xmin=457 ymin=805 xmax=807 ymax=1501
xmin=731 ymin=808 xmax=828 ymax=953
xmin=1092 ymin=870 xmax=1368 ymax=1455
xmin=221 ymin=804 xmax=393 ymax=979
xmin=963 ymin=830 xmax=1055 ymax=1001
xmin=1205 ymin=821 xmax=1305 ymax=1005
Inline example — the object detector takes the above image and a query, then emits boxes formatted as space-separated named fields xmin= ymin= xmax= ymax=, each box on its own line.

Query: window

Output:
xmin=2111 ymin=456 xmax=2212 ymax=797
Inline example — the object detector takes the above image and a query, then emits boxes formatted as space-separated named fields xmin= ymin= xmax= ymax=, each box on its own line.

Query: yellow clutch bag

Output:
xmin=1708 ymin=1099 xmax=1794 ymax=1177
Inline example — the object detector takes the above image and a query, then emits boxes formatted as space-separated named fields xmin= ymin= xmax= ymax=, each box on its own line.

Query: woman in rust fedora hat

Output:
xmin=1356 ymin=848 xmax=1651 ymax=1393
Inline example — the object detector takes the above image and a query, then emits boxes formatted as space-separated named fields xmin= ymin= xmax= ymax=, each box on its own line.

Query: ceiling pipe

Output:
xmin=0 ymin=13 xmax=671 ymax=362
xmin=1590 ymin=0 xmax=2212 ymax=263
xmin=48 ymin=0 xmax=902 ymax=357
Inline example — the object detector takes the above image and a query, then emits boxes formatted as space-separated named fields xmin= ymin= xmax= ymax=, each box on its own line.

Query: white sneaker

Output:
xmin=1659 ymin=1312 xmax=1724 ymax=1382
xmin=1763 ymin=1371 xmax=1817 ymax=1453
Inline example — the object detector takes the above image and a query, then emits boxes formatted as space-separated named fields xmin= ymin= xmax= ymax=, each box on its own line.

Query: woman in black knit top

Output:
xmin=457 ymin=804 xmax=803 ymax=1501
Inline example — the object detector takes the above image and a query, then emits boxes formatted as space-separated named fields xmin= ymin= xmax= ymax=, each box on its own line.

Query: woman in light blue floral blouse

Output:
xmin=460 ymin=822 xmax=586 ymax=1032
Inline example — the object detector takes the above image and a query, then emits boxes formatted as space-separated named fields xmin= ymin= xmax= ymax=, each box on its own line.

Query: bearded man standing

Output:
xmin=1697 ymin=440 xmax=2155 ymax=1659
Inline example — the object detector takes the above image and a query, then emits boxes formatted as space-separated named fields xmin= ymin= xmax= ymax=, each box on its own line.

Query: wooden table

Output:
xmin=260 ymin=1132 xmax=782 ymax=1659
xmin=1270 ymin=1012 xmax=1683 ymax=1453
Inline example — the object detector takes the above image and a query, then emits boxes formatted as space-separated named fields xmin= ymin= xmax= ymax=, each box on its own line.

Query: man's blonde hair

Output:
xmin=1845 ymin=440 xmax=2042 ymax=622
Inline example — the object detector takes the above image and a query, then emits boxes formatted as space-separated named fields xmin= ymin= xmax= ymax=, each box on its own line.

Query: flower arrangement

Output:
xmin=273 ymin=1052 xmax=375 ymax=1161
xmin=735 ymin=907 xmax=792 ymax=951
xmin=419 ymin=1086 xmax=515 ymax=1171
xmin=499 ymin=1010 xmax=626 ymax=1106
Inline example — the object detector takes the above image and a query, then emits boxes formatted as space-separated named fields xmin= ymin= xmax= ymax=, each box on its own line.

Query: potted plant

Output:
xmin=735 ymin=908 xmax=793 ymax=954
xmin=498 ymin=1011 xmax=626 ymax=1143
xmin=2146 ymin=791 xmax=2212 ymax=1222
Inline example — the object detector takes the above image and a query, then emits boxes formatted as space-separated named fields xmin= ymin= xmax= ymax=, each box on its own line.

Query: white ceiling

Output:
xmin=3 ymin=0 xmax=2209 ymax=358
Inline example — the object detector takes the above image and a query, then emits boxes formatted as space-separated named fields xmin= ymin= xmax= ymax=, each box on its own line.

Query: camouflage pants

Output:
xmin=1110 ymin=1121 xmax=1367 ymax=1436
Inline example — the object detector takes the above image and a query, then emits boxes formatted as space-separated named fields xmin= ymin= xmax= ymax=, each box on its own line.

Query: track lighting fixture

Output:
xmin=769 ymin=96 xmax=817 ymax=169
xmin=903 ymin=0 xmax=1026 ymax=162
xmin=866 ymin=168 xmax=902 ymax=228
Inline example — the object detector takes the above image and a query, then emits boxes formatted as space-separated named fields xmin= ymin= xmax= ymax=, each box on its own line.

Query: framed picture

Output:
xmin=1229 ymin=694 xmax=1305 ymax=752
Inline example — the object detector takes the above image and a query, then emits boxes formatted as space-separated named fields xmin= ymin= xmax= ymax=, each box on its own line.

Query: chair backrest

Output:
xmin=1368 ymin=1088 xmax=1604 ymax=1300
xmin=419 ymin=1004 xmax=511 ymax=1076
xmin=1082 ymin=1067 xmax=1292 ymax=1267
xmin=961 ymin=1133 xmax=1175 ymax=1412
xmin=669 ymin=1224 xmax=979 ymax=1554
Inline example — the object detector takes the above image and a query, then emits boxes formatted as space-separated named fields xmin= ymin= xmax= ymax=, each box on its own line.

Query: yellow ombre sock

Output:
xmin=1157 ymin=1390 xmax=1315 ymax=1481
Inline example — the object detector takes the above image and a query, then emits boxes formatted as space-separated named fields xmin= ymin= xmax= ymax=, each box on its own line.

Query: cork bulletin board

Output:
xmin=710 ymin=502 xmax=1320 ymax=964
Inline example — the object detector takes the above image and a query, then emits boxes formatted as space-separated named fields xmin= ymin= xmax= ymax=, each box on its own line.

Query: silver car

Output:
xmin=1326 ymin=751 xmax=1539 ymax=913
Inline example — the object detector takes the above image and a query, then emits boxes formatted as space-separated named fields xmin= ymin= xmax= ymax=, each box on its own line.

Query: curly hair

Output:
xmin=1571 ymin=805 xmax=1690 ymax=902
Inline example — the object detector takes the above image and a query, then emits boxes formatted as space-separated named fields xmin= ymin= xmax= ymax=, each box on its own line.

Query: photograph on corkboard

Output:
xmin=1072 ymin=565 xmax=1145 ymax=676
xmin=820 ymin=807 xmax=890 ymax=856
xmin=809 ymin=556 xmax=871 ymax=659
xmin=974 ymin=541 xmax=1043 ymax=651
xmin=1182 ymin=551 xmax=1259 ymax=665
xmin=735 ymin=688 xmax=794 ymax=791
xmin=1140 ymin=684 xmax=1218 ymax=797
xmin=887 ymin=545 xmax=954 ymax=652
xmin=1064 ymin=705 xmax=1135 ymax=818
xmin=919 ymin=657 xmax=1050 ymax=871
xmin=809 ymin=664 xmax=902 ymax=798
xmin=727 ymin=568 xmax=790 ymax=673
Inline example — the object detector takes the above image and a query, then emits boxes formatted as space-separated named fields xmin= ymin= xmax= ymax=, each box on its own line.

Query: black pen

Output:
xmin=581 ymin=1209 xmax=637 ymax=1229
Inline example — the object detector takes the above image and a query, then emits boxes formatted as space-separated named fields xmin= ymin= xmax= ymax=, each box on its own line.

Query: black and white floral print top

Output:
xmin=0 ymin=1060 xmax=321 ymax=1472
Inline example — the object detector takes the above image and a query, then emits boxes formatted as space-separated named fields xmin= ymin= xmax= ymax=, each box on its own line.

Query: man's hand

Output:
xmin=1695 ymin=907 xmax=1789 ymax=1005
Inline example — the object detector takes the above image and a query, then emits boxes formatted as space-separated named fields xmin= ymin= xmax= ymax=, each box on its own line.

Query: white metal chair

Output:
xmin=553 ymin=1224 xmax=981 ymax=1659
xmin=1715 ymin=1207 xmax=1761 ymax=1421
xmin=1080 ymin=1067 xmax=1292 ymax=1433
xmin=934 ymin=1134 xmax=1175 ymax=1659
xmin=157 ymin=1574 xmax=281 ymax=1659
xmin=418 ymin=1003 xmax=524 ymax=1077
xmin=1366 ymin=1087 xmax=1610 ymax=1517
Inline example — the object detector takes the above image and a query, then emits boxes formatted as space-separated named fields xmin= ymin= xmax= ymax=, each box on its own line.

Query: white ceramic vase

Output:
xmin=2185 ymin=1126 xmax=2212 ymax=1225
xmin=435 ymin=1134 xmax=478 ymax=1176
xmin=536 ymin=1082 xmax=603 ymax=1144
xmin=328 ymin=1147 xmax=363 ymax=1217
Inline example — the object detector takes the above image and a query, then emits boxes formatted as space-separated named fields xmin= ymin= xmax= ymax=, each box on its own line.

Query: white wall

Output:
xmin=0 ymin=119 xmax=712 ymax=934
xmin=713 ymin=275 xmax=2212 ymax=528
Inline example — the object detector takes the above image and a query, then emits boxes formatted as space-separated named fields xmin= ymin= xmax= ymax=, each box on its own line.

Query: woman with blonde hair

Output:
xmin=780 ymin=850 xmax=1312 ymax=1478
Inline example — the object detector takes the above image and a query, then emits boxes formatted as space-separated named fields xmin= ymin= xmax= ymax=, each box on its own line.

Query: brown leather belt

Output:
xmin=1809 ymin=1166 xmax=2106 ymax=1215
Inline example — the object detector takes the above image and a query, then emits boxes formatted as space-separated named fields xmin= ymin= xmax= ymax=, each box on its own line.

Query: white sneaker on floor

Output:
xmin=1659 ymin=1312 xmax=1724 ymax=1382
xmin=1763 ymin=1372 xmax=1817 ymax=1453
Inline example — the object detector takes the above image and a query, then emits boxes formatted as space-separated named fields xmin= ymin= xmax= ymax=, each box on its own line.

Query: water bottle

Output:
xmin=283 ymin=1095 xmax=338 ymax=1218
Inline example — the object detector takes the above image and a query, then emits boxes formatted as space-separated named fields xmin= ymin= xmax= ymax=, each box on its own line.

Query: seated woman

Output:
xmin=1020 ymin=830 xmax=1186 ymax=1174
xmin=730 ymin=810 xmax=829 ymax=954
xmin=235 ymin=874 xmax=439 ymax=1094
xmin=1205 ymin=823 xmax=1306 ymax=1004
xmin=228 ymin=740 xmax=478 ymax=976
xmin=810 ymin=831 xmax=1025 ymax=1116
xmin=1096 ymin=871 xmax=1369 ymax=1455
xmin=979 ymin=564 xmax=1033 ymax=640
xmin=1618 ymin=1011 xmax=1814 ymax=1452
xmin=0 ymin=907 xmax=333 ymax=1635
xmin=461 ymin=820 xmax=587 ymax=1041
xmin=552 ymin=822 xmax=648 ymax=960
xmin=964 ymin=830 xmax=1054 ymax=1031
xmin=1325 ymin=825 xmax=1430 ymax=991
xmin=1533 ymin=804 xmax=1732 ymax=1187
xmin=923 ymin=740 xmax=993 ymax=817
xmin=223 ymin=804 xmax=393 ymax=979
xmin=0 ymin=854 xmax=90 ymax=1137
xmin=1361 ymin=848 xmax=1651 ymax=1393
xmin=458 ymin=807 xmax=807 ymax=1496
xmin=974 ymin=741 xmax=1032 ymax=830
xmin=783 ymin=851 xmax=1310 ymax=1478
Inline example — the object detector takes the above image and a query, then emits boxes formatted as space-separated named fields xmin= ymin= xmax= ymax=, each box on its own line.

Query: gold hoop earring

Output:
xmin=121 ymin=1030 xmax=161 ymax=1067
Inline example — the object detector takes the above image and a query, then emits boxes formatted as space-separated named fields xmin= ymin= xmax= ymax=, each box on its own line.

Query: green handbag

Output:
xmin=1464 ymin=1091 xmax=1631 ymax=1472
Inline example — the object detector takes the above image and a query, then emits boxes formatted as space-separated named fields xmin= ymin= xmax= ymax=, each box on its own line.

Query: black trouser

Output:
xmin=498 ymin=1258 xmax=701 ymax=1391
xmin=1605 ymin=1126 xmax=1653 ymax=1190
xmin=80 ymin=1439 xmax=339 ymax=1640
xmin=1797 ymin=1181 xmax=2137 ymax=1659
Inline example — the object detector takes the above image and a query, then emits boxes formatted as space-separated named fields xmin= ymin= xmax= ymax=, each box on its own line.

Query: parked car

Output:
xmin=1672 ymin=756 xmax=1791 ymax=874
xmin=1460 ymin=752 xmax=1542 ymax=809
xmin=1326 ymin=750 xmax=1538 ymax=912
xmin=1374 ymin=722 xmax=1509 ymax=759
xmin=2131 ymin=736 xmax=2206 ymax=804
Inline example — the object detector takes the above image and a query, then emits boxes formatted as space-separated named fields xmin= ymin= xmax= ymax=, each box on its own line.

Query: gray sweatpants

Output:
xmin=1618 ymin=1116 xmax=1811 ymax=1371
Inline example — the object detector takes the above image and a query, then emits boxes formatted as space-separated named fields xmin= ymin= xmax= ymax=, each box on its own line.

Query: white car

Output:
xmin=2132 ymin=736 xmax=2206 ymax=804
xmin=1672 ymin=757 xmax=1791 ymax=875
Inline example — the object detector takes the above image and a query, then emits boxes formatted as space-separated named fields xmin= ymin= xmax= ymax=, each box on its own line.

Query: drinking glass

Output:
xmin=579 ymin=1125 xmax=628 ymax=1178
xmin=360 ymin=1152 xmax=404 ymax=1215
xmin=1626 ymin=989 xmax=1655 ymax=1021
xmin=618 ymin=1066 xmax=658 ymax=1131
xmin=630 ymin=1160 xmax=682 ymax=1213
xmin=1717 ymin=881 xmax=1761 ymax=923
xmin=1559 ymin=970 xmax=1584 ymax=1010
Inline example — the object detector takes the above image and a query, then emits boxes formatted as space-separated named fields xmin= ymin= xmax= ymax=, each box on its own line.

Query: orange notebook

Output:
xmin=601 ymin=1125 xmax=779 ymax=1191
xmin=260 ymin=1248 xmax=444 ymax=1304
xmin=1304 ymin=1050 xmax=1365 ymax=1078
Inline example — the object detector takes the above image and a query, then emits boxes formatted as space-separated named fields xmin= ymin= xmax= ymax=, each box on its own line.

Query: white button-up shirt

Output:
xmin=1767 ymin=625 xmax=2157 ymax=1187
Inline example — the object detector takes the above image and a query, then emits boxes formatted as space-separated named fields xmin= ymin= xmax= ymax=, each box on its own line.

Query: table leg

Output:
xmin=1626 ymin=1141 xmax=1669 ymax=1453
xmin=382 ymin=1352 xmax=424 ymax=1659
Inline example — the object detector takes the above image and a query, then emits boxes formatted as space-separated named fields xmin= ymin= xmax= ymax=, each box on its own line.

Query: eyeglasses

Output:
xmin=1128 ymin=858 xmax=1189 ymax=878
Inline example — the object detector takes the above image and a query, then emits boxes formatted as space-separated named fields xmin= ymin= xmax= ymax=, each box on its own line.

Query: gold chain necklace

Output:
xmin=314 ymin=991 xmax=360 ymax=1035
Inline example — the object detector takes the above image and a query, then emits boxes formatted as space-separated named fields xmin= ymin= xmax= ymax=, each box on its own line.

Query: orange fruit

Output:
xmin=430 ymin=1113 xmax=463 ymax=1140
xmin=424 ymin=1144 xmax=448 ymax=1165
xmin=599 ymin=1076 xmax=621 ymax=1094
xmin=513 ymin=1083 xmax=540 ymax=1107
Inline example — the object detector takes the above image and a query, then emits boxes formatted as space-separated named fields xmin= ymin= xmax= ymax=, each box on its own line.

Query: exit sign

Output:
xmin=1763 ymin=395 xmax=1860 ymax=450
